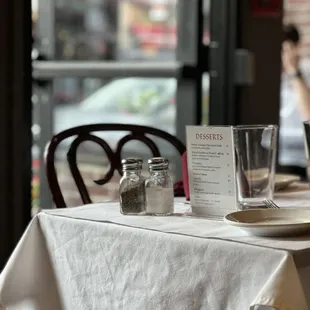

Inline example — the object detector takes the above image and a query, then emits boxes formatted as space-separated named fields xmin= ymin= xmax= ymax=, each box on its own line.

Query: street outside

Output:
xmin=32 ymin=0 xmax=208 ymax=210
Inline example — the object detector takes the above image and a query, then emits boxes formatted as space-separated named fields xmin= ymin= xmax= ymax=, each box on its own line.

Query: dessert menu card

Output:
xmin=186 ymin=126 xmax=237 ymax=217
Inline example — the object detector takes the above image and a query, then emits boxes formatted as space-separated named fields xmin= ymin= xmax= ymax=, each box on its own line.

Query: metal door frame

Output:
xmin=0 ymin=0 xmax=32 ymax=269
xmin=208 ymin=0 xmax=238 ymax=125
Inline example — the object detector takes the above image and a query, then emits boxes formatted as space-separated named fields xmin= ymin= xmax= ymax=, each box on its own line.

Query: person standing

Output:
xmin=279 ymin=24 xmax=310 ymax=179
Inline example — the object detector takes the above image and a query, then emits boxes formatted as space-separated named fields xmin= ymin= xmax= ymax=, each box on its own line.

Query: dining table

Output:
xmin=1 ymin=182 xmax=310 ymax=310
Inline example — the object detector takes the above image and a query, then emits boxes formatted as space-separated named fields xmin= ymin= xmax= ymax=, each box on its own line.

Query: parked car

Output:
xmin=32 ymin=76 xmax=209 ymax=206
xmin=53 ymin=76 xmax=209 ymax=161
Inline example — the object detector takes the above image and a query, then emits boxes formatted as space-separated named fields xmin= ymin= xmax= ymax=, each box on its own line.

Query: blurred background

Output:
xmin=3 ymin=0 xmax=310 ymax=268
xmin=29 ymin=0 xmax=310 ymax=210
xmin=31 ymin=0 xmax=211 ymax=210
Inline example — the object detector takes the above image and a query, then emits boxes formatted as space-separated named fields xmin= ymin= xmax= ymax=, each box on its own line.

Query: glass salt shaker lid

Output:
xmin=121 ymin=158 xmax=143 ymax=170
xmin=148 ymin=157 xmax=169 ymax=170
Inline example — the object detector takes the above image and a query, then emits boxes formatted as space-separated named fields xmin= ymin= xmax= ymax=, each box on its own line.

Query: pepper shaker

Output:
xmin=119 ymin=158 xmax=146 ymax=215
xmin=145 ymin=157 xmax=174 ymax=215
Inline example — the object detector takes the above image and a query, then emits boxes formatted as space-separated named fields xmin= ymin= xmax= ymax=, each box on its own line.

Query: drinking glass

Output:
xmin=234 ymin=125 xmax=278 ymax=209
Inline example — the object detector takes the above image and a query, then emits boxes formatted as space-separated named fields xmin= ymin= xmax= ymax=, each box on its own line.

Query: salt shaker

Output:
xmin=145 ymin=157 xmax=174 ymax=215
xmin=119 ymin=158 xmax=146 ymax=215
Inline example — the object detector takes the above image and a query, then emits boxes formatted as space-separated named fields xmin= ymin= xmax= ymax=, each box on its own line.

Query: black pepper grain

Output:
xmin=120 ymin=181 xmax=146 ymax=214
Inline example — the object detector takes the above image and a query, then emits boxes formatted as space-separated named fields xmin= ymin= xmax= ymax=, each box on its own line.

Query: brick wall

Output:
xmin=284 ymin=0 xmax=310 ymax=58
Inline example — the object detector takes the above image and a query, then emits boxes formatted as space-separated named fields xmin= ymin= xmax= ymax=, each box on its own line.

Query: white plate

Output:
xmin=244 ymin=170 xmax=300 ymax=191
xmin=275 ymin=173 xmax=300 ymax=190
xmin=224 ymin=208 xmax=310 ymax=237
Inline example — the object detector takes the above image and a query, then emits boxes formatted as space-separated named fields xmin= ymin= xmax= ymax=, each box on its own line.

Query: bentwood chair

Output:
xmin=45 ymin=124 xmax=186 ymax=208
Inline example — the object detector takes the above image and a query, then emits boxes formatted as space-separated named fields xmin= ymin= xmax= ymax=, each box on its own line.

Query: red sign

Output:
xmin=251 ymin=0 xmax=282 ymax=17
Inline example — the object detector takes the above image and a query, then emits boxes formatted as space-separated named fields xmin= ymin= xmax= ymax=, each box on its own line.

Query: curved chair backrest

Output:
xmin=45 ymin=123 xmax=186 ymax=208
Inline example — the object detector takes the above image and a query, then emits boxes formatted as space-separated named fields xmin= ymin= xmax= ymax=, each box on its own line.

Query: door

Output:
xmin=32 ymin=0 xmax=238 ymax=210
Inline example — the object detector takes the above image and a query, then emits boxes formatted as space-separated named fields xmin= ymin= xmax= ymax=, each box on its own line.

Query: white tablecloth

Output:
xmin=1 ymin=184 xmax=310 ymax=310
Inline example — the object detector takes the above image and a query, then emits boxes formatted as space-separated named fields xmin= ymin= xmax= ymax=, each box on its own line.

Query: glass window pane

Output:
xmin=53 ymin=77 xmax=176 ymax=135
xmin=32 ymin=0 xmax=212 ymax=210
xmin=32 ymin=77 xmax=179 ymax=208
xmin=54 ymin=0 xmax=178 ymax=61
xmin=53 ymin=77 xmax=177 ymax=206
xmin=54 ymin=137 xmax=179 ymax=207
